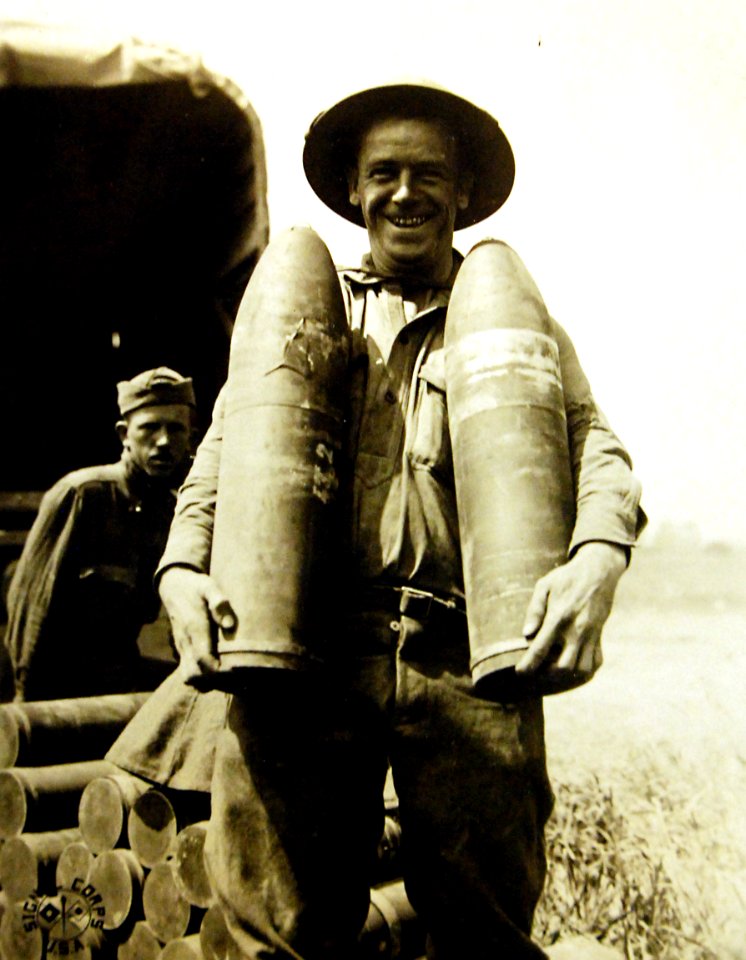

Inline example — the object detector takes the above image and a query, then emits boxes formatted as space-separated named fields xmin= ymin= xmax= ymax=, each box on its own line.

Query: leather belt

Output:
xmin=360 ymin=585 xmax=466 ymax=621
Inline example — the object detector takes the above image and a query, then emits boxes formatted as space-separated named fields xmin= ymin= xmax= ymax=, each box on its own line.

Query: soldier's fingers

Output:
xmin=171 ymin=610 xmax=218 ymax=675
xmin=517 ymin=610 xmax=564 ymax=673
xmin=522 ymin=577 xmax=550 ymax=639
xmin=170 ymin=623 xmax=192 ymax=661
xmin=205 ymin=589 xmax=236 ymax=631
xmin=178 ymin=652 xmax=201 ymax=685
xmin=174 ymin=627 xmax=205 ymax=683
xmin=577 ymin=639 xmax=598 ymax=674
xmin=555 ymin=629 xmax=583 ymax=671
xmin=189 ymin=622 xmax=219 ymax=673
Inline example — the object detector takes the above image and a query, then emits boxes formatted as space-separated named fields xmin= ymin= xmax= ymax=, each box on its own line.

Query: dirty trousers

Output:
xmin=205 ymin=607 xmax=554 ymax=959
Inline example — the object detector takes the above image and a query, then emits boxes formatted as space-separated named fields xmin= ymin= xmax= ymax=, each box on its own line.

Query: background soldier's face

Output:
xmin=119 ymin=404 xmax=193 ymax=480
xmin=348 ymin=117 xmax=471 ymax=283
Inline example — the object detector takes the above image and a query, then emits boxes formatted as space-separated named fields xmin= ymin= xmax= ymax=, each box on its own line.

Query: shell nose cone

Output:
xmin=236 ymin=224 xmax=347 ymax=340
xmin=447 ymin=239 xmax=550 ymax=337
xmin=260 ymin=223 xmax=338 ymax=288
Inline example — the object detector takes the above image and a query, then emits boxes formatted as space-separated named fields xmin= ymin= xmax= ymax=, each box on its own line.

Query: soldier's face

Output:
xmin=348 ymin=117 xmax=471 ymax=284
xmin=119 ymin=404 xmax=193 ymax=480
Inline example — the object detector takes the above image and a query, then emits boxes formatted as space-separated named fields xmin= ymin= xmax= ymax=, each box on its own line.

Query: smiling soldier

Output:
xmin=109 ymin=82 xmax=645 ymax=959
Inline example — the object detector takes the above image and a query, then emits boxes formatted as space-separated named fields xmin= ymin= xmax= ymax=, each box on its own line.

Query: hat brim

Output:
xmin=303 ymin=83 xmax=515 ymax=231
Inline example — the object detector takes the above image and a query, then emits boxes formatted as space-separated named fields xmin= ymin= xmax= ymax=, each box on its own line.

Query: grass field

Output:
xmin=538 ymin=541 xmax=746 ymax=958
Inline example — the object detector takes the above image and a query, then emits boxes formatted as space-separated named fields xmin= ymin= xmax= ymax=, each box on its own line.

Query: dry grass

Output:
xmin=534 ymin=747 xmax=746 ymax=960
xmin=536 ymin=541 xmax=746 ymax=959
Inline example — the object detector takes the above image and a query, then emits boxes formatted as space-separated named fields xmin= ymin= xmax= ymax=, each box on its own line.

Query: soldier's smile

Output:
xmin=348 ymin=116 xmax=471 ymax=284
xmin=387 ymin=214 xmax=431 ymax=228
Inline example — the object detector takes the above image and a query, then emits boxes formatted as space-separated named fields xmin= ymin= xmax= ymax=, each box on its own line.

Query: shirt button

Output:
xmin=384 ymin=389 xmax=396 ymax=404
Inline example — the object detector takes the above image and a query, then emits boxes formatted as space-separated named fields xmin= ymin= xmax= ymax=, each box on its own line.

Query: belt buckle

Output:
xmin=399 ymin=588 xmax=433 ymax=620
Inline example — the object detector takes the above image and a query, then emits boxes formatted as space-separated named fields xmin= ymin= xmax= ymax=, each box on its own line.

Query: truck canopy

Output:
xmin=0 ymin=23 xmax=269 ymax=489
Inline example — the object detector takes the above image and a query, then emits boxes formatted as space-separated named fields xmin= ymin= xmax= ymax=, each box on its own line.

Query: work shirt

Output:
xmin=344 ymin=257 xmax=461 ymax=597
xmin=5 ymin=456 xmax=178 ymax=700
xmin=159 ymin=250 xmax=644 ymax=594
xmin=110 ymin=245 xmax=645 ymax=791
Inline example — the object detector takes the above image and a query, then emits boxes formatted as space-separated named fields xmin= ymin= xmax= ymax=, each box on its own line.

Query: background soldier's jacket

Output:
xmin=6 ymin=457 xmax=176 ymax=700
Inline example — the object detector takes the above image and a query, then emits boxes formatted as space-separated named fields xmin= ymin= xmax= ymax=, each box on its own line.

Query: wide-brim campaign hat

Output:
xmin=303 ymin=80 xmax=515 ymax=231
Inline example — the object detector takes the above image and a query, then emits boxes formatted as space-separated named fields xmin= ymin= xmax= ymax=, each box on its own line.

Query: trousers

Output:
xmin=204 ymin=603 xmax=554 ymax=959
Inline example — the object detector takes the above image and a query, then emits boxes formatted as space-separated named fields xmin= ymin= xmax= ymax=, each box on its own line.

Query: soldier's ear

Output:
xmin=347 ymin=166 xmax=361 ymax=207
xmin=457 ymin=171 xmax=474 ymax=211
xmin=115 ymin=420 xmax=128 ymax=446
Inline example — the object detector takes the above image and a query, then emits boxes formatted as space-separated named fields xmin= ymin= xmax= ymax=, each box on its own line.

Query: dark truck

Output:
xmin=0 ymin=23 xmax=269 ymax=589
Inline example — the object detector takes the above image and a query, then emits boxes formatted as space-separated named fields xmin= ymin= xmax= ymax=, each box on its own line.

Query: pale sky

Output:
xmin=3 ymin=0 xmax=745 ymax=543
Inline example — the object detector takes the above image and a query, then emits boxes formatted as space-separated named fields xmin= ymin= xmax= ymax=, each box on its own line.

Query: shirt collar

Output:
xmin=340 ymin=249 xmax=464 ymax=293
xmin=121 ymin=451 xmax=182 ymax=502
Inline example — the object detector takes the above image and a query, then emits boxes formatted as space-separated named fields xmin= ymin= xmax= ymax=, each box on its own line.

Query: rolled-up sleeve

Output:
xmin=553 ymin=319 xmax=646 ymax=555
xmin=156 ymin=387 xmax=226 ymax=579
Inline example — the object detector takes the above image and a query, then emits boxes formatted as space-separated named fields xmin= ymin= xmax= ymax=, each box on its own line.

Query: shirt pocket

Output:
xmin=354 ymin=451 xmax=396 ymax=489
xmin=79 ymin=564 xmax=137 ymax=590
xmin=408 ymin=351 xmax=452 ymax=479
xmin=78 ymin=564 xmax=142 ymax=622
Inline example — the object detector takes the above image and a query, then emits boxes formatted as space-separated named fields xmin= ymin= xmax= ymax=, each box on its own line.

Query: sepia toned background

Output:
xmin=1 ymin=1 xmax=744 ymax=956
xmin=3 ymin=0 xmax=745 ymax=548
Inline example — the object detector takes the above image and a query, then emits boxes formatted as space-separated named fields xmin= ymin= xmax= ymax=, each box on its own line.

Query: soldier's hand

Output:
xmin=516 ymin=542 xmax=628 ymax=684
xmin=158 ymin=567 xmax=235 ymax=686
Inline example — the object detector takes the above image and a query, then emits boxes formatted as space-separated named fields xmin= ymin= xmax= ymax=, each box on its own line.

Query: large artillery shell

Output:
xmin=0 ymin=828 xmax=81 ymax=900
xmin=78 ymin=773 xmax=150 ymax=853
xmin=117 ymin=920 xmax=162 ymax=960
xmin=0 ymin=899 xmax=43 ymax=960
xmin=160 ymin=934 xmax=203 ymax=959
xmin=0 ymin=693 xmax=148 ymax=768
xmin=200 ymin=903 xmax=232 ymax=960
xmin=127 ymin=788 xmax=178 ymax=868
xmin=56 ymin=840 xmax=94 ymax=889
xmin=142 ymin=861 xmax=198 ymax=943
xmin=173 ymin=821 xmax=213 ymax=908
xmin=210 ymin=225 xmax=349 ymax=683
xmin=87 ymin=848 xmax=143 ymax=931
xmin=0 ymin=760 xmax=117 ymax=837
xmin=360 ymin=881 xmax=424 ymax=960
xmin=445 ymin=241 xmax=576 ymax=694
xmin=372 ymin=815 xmax=402 ymax=885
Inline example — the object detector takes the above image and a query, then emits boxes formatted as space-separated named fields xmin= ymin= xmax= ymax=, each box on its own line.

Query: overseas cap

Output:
xmin=303 ymin=79 xmax=515 ymax=230
xmin=117 ymin=367 xmax=196 ymax=416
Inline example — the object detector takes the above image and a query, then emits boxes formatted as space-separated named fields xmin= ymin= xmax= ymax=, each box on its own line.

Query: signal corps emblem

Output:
xmin=22 ymin=877 xmax=105 ymax=955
